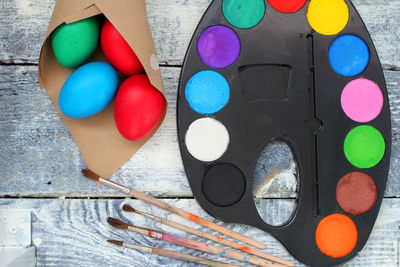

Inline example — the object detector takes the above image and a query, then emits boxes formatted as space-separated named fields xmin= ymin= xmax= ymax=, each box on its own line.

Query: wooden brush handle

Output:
xmin=160 ymin=232 xmax=274 ymax=267
xmin=153 ymin=247 xmax=240 ymax=267
xmin=162 ymin=218 xmax=293 ymax=266
xmin=128 ymin=188 xmax=266 ymax=250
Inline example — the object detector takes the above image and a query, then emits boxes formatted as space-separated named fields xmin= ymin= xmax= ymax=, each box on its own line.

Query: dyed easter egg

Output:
xmin=114 ymin=75 xmax=165 ymax=141
xmin=59 ymin=62 xmax=119 ymax=118
xmin=101 ymin=20 xmax=144 ymax=76
xmin=51 ymin=16 xmax=100 ymax=68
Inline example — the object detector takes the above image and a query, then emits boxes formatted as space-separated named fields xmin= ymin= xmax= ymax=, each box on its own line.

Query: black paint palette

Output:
xmin=177 ymin=0 xmax=391 ymax=266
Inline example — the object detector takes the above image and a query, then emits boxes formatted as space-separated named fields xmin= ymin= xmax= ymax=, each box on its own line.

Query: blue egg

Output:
xmin=185 ymin=70 xmax=230 ymax=114
xmin=59 ymin=62 xmax=119 ymax=118
xmin=329 ymin=34 xmax=370 ymax=77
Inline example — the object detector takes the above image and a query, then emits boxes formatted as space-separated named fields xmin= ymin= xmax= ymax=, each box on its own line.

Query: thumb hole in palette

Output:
xmin=252 ymin=140 xmax=298 ymax=226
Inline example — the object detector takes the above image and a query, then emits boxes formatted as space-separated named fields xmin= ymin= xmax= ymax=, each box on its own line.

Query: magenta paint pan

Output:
xmin=177 ymin=0 xmax=391 ymax=266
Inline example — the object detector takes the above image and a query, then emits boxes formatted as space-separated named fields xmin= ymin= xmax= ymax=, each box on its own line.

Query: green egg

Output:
xmin=51 ymin=16 xmax=100 ymax=68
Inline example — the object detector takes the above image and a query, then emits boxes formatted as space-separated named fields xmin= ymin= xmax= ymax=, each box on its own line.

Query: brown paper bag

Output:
xmin=38 ymin=0 xmax=167 ymax=178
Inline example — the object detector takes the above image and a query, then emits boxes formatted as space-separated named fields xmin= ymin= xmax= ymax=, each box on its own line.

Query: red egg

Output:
xmin=101 ymin=20 xmax=145 ymax=76
xmin=114 ymin=74 xmax=165 ymax=141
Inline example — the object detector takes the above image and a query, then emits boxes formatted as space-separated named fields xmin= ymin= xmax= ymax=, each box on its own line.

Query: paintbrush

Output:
xmin=82 ymin=169 xmax=265 ymax=249
xmin=107 ymin=217 xmax=279 ymax=267
xmin=122 ymin=204 xmax=294 ymax=267
xmin=107 ymin=239 xmax=239 ymax=267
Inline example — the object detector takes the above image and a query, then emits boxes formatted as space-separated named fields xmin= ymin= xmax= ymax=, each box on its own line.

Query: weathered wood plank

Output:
xmin=0 ymin=65 xmax=399 ymax=197
xmin=0 ymin=65 xmax=189 ymax=197
xmin=0 ymin=0 xmax=399 ymax=67
xmin=0 ymin=198 xmax=398 ymax=266
xmin=0 ymin=1 xmax=399 ymax=266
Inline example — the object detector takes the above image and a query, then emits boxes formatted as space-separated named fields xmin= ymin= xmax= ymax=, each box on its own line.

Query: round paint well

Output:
xmin=341 ymin=78 xmax=383 ymax=123
xmin=197 ymin=25 xmax=241 ymax=68
xmin=344 ymin=125 xmax=385 ymax=169
xmin=336 ymin=172 xmax=377 ymax=216
xmin=307 ymin=0 xmax=349 ymax=36
xmin=329 ymin=35 xmax=370 ymax=77
xmin=222 ymin=0 xmax=265 ymax=29
xmin=185 ymin=70 xmax=230 ymax=115
xmin=268 ymin=0 xmax=307 ymax=13
xmin=202 ymin=163 xmax=246 ymax=207
xmin=185 ymin=118 xmax=230 ymax=162
xmin=315 ymin=213 xmax=358 ymax=258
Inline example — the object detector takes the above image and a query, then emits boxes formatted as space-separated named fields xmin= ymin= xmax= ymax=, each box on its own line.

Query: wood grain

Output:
xmin=0 ymin=0 xmax=399 ymax=67
xmin=0 ymin=198 xmax=399 ymax=267
xmin=0 ymin=0 xmax=399 ymax=198
xmin=0 ymin=1 xmax=400 ymax=265
xmin=0 ymin=65 xmax=399 ymax=197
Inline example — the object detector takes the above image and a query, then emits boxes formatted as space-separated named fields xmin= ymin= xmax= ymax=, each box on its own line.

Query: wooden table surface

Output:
xmin=1 ymin=0 xmax=399 ymax=266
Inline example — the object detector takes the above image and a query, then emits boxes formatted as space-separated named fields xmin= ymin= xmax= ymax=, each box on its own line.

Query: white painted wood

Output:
xmin=0 ymin=66 xmax=399 ymax=197
xmin=0 ymin=0 xmax=399 ymax=67
xmin=0 ymin=1 xmax=399 ymax=266
xmin=0 ymin=0 xmax=399 ymax=198
xmin=0 ymin=198 xmax=399 ymax=267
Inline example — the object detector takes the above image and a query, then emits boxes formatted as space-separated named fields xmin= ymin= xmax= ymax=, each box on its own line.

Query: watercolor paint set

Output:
xmin=177 ymin=0 xmax=391 ymax=266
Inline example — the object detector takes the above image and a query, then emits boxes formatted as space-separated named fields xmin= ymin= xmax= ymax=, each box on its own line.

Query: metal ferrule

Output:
xmin=99 ymin=178 xmax=130 ymax=195
xmin=127 ymin=225 xmax=150 ymax=236
xmin=149 ymin=231 xmax=163 ymax=239
xmin=124 ymin=242 xmax=152 ymax=253
xmin=142 ymin=212 xmax=162 ymax=222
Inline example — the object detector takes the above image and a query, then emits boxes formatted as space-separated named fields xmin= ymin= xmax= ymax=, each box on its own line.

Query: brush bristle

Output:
xmin=81 ymin=169 xmax=100 ymax=181
xmin=107 ymin=217 xmax=129 ymax=230
xmin=122 ymin=204 xmax=136 ymax=213
xmin=107 ymin=239 xmax=123 ymax=246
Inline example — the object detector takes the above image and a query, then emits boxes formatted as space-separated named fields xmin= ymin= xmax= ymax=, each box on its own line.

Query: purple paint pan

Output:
xmin=197 ymin=25 xmax=240 ymax=69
